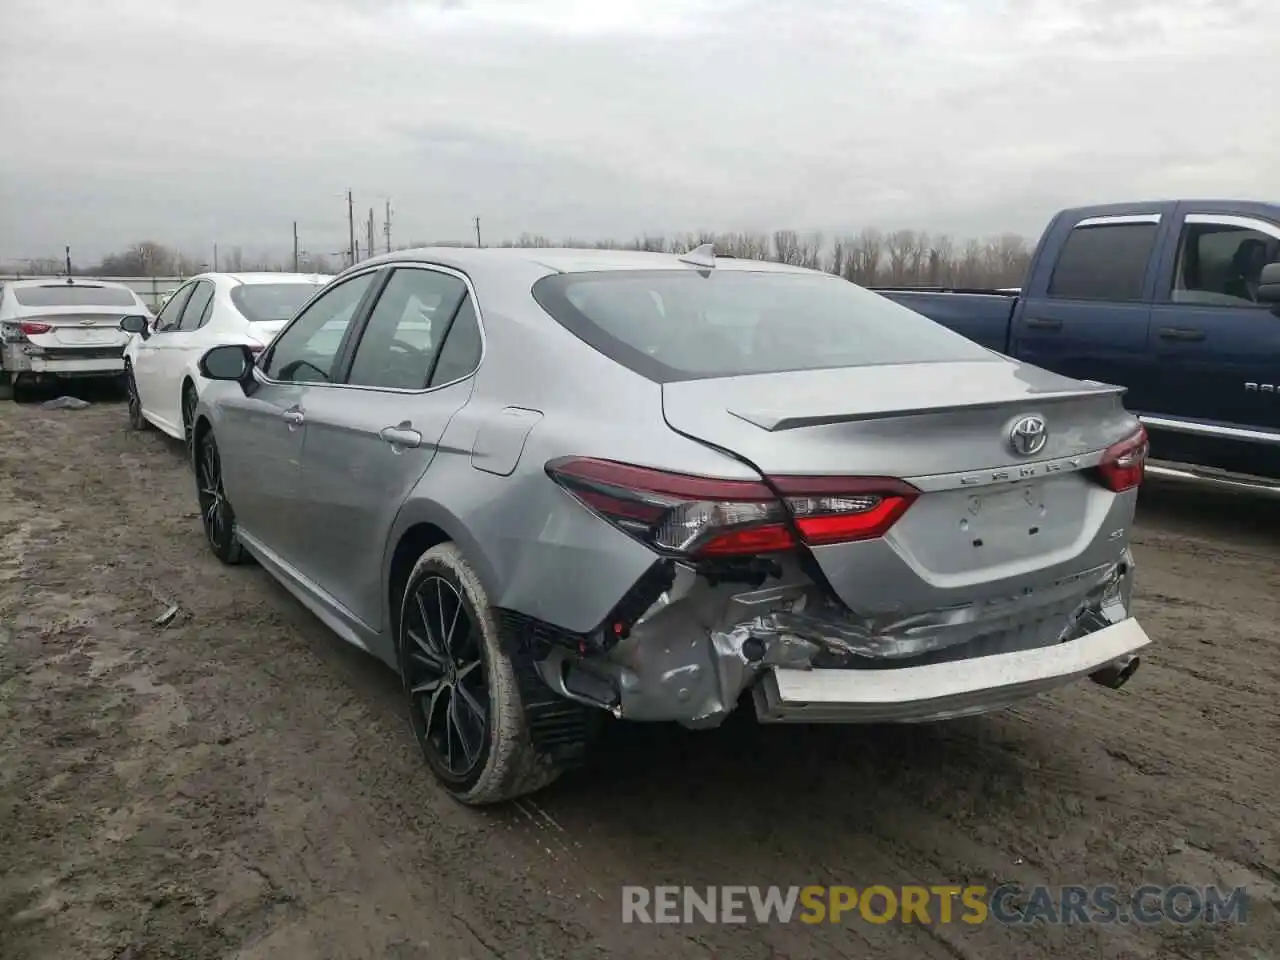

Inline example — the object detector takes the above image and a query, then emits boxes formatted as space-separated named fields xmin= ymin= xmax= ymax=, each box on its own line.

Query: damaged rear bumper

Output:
xmin=532 ymin=550 xmax=1144 ymax=729
xmin=753 ymin=616 xmax=1150 ymax=723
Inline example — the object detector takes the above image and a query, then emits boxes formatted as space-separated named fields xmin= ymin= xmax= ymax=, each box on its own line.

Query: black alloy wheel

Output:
xmin=404 ymin=574 xmax=491 ymax=784
xmin=125 ymin=366 xmax=148 ymax=430
xmin=196 ymin=431 xmax=244 ymax=564
xmin=182 ymin=386 xmax=198 ymax=461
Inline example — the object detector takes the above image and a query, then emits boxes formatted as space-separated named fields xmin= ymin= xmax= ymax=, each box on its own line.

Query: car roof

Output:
xmin=192 ymin=272 xmax=332 ymax=286
xmin=352 ymin=246 xmax=823 ymax=277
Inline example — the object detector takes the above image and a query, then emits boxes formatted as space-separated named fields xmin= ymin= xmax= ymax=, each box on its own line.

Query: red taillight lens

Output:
xmin=1096 ymin=425 xmax=1148 ymax=492
xmin=19 ymin=321 xmax=52 ymax=335
xmin=545 ymin=457 xmax=918 ymax=558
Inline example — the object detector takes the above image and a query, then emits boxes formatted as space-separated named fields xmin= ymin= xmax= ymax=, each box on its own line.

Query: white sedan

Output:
xmin=121 ymin=272 xmax=329 ymax=447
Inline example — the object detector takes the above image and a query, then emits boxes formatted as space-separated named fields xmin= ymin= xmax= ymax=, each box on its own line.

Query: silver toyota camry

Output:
xmin=191 ymin=245 xmax=1152 ymax=805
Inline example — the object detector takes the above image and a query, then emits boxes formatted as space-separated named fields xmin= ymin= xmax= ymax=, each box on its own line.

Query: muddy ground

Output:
xmin=1 ymin=392 xmax=1277 ymax=960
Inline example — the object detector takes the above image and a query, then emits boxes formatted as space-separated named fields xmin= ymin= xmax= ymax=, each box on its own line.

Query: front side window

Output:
xmin=531 ymin=269 xmax=995 ymax=383
xmin=1170 ymin=220 xmax=1280 ymax=307
xmin=346 ymin=268 xmax=469 ymax=390
xmin=1047 ymin=221 xmax=1159 ymax=302
xmin=262 ymin=271 xmax=377 ymax=383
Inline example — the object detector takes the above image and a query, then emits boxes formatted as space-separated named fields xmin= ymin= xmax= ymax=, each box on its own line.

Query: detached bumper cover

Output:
xmin=753 ymin=616 xmax=1150 ymax=723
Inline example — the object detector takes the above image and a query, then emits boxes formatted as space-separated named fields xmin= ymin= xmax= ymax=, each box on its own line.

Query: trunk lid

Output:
xmin=662 ymin=358 xmax=1136 ymax=614
xmin=12 ymin=309 xmax=133 ymax=350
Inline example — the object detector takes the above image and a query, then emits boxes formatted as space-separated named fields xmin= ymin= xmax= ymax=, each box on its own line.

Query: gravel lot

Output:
xmin=1 ymin=395 xmax=1278 ymax=960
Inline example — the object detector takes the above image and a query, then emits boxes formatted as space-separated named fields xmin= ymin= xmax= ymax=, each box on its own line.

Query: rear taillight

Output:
xmin=1096 ymin=425 xmax=1148 ymax=492
xmin=19 ymin=321 xmax=52 ymax=335
xmin=545 ymin=457 xmax=918 ymax=558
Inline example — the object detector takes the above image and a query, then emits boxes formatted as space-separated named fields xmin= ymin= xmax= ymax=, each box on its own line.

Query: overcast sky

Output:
xmin=1 ymin=0 xmax=1275 ymax=264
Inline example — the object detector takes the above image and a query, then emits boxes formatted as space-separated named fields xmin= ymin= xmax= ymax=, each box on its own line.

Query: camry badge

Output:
xmin=1009 ymin=415 xmax=1048 ymax=457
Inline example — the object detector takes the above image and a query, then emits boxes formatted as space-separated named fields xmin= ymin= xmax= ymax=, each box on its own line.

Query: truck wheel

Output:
xmin=398 ymin=543 xmax=564 ymax=805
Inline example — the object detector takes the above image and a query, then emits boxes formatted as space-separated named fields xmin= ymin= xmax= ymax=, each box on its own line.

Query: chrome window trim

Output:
xmin=1074 ymin=214 xmax=1162 ymax=227
xmin=253 ymin=262 xmax=488 ymax=395
xmin=1183 ymin=213 xmax=1280 ymax=241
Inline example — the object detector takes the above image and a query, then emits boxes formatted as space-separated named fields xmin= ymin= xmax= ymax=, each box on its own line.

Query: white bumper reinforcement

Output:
xmin=753 ymin=617 xmax=1151 ymax=724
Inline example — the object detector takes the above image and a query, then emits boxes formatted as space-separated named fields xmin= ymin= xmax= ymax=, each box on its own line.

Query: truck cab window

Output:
xmin=1171 ymin=221 xmax=1280 ymax=308
xmin=1048 ymin=222 xmax=1159 ymax=302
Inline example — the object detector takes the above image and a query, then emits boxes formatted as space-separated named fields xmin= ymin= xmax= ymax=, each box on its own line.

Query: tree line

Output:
xmin=3 ymin=228 xmax=1034 ymax=289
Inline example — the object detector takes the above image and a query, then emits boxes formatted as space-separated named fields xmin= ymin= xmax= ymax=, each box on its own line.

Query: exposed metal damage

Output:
xmin=534 ymin=550 xmax=1141 ymax=729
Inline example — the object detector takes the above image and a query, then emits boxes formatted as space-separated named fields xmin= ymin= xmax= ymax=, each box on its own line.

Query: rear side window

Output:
xmin=11 ymin=285 xmax=139 ymax=308
xmin=230 ymin=282 xmax=325 ymax=323
xmin=1048 ymin=223 xmax=1158 ymax=301
xmin=531 ymin=270 xmax=995 ymax=383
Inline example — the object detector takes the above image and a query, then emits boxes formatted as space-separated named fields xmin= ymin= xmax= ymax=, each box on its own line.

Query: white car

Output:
xmin=120 ymin=272 xmax=329 ymax=447
xmin=1 ymin=278 xmax=152 ymax=401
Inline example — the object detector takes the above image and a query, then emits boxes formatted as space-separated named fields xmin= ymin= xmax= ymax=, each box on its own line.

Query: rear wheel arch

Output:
xmin=385 ymin=513 xmax=503 ymax=663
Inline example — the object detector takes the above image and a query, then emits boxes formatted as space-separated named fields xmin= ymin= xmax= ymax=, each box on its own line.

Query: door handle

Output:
xmin=1158 ymin=327 xmax=1205 ymax=342
xmin=1024 ymin=318 xmax=1062 ymax=331
xmin=380 ymin=424 xmax=422 ymax=449
xmin=281 ymin=409 xmax=305 ymax=427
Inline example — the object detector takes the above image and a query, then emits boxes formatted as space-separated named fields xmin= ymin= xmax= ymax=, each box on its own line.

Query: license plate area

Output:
xmin=56 ymin=328 xmax=117 ymax=344
xmin=963 ymin=482 xmax=1047 ymax=545
xmin=890 ymin=475 xmax=1092 ymax=575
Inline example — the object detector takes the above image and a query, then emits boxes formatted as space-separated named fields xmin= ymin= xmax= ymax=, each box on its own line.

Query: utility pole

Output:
xmin=384 ymin=199 xmax=392 ymax=253
xmin=347 ymin=190 xmax=355 ymax=267
xmin=367 ymin=207 xmax=375 ymax=262
xmin=64 ymin=245 xmax=72 ymax=276
xmin=473 ymin=216 xmax=482 ymax=248
xmin=213 ymin=242 xmax=219 ymax=271
xmin=292 ymin=221 xmax=299 ymax=272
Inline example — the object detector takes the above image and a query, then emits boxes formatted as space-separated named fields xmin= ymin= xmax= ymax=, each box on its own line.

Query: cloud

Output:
xmin=1 ymin=0 xmax=1276 ymax=263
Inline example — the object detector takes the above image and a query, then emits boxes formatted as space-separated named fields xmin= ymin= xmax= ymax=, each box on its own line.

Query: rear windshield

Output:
xmin=230 ymin=282 xmax=324 ymax=322
xmin=12 ymin=285 xmax=139 ymax=308
xmin=531 ymin=269 xmax=996 ymax=382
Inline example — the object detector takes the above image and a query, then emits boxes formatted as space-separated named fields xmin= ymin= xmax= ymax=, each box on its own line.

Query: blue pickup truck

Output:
xmin=877 ymin=200 xmax=1280 ymax=490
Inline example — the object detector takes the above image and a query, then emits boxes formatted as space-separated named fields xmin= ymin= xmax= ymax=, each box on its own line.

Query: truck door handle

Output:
xmin=1024 ymin=318 xmax=1062 ymax=331
xmin=379 ymin=423 xmax=422 ymax=449
xmin=1158 ymin=327 xmax=1205 ymax=342
xmin=281 ymin=408 xmax=305 ymax=427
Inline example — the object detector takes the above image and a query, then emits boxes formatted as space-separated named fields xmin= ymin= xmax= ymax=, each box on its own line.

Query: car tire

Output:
xmin=399 ymin=543 xmax=563 ymax=805
xmin=182 ymin=382 xmax=198 ymax=462
xmin=196 ymin=429 xmax=246 ymax=565
xmin=124 ymin=365 xmax=149 ymax=431
xmin=10 ymin=374 xmax=32 ymax=404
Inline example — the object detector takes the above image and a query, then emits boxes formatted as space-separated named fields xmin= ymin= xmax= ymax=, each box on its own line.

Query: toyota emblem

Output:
xmin=1009 ymin=415 xmax=1048 ymax=457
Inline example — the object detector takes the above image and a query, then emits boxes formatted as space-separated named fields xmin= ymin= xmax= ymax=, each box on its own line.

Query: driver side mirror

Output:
xmin=120 ymin=314 xmax=151 ymax=338
xmin=198 ymin=343 xmax=259 ymax=396
xmin=1258 ymin=262 xmax=1280 ymax=311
